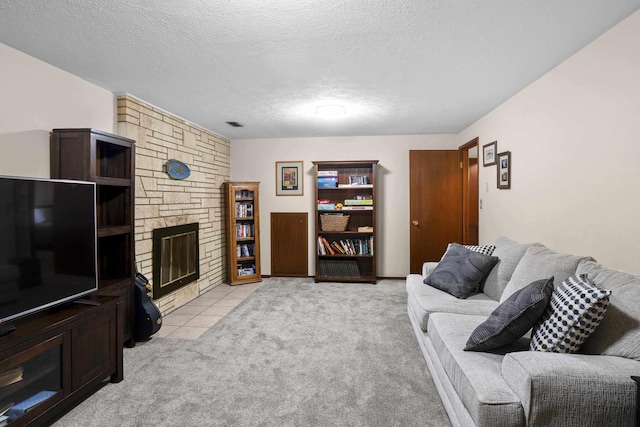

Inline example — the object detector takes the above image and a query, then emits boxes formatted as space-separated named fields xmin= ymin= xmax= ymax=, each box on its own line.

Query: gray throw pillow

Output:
xmin=465 ymin=277 xmax=554 ymax=352
xmin=425 ymin=243 xmax=499 ymax=299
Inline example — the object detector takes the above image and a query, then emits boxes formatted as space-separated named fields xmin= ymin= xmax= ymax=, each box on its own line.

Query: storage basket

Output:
xmin=320 ymin=214 xmax=349 ymax=232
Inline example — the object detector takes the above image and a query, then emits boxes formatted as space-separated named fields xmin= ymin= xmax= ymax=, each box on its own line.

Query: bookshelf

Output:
xmin=50 ymin=128 xmax=135 ymax=346
xmin=313 ymin=160 xmax=378 ymax=283
xmin=224 ymin=182 xmax=262 ymax=285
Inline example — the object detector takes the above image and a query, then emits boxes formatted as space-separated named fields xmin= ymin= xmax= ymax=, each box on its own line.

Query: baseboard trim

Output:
xmin=261 ymin=275 xmax=406 ymax=280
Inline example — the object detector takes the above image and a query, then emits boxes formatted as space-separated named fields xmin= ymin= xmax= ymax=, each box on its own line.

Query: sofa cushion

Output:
xmin=406 ymin=273 xmax=498 ymax=331
xmin=530 ymin=274 xmax=611 ymax=353
xmin=425 ymin=243 xmax=499 ymax=299
xmin=482 ymin=237 xmax=541 ymax=302
xmin=500 ymin=245 xmax=593 ymax=303
xmin=465 ymin=277 xmax=554 ymax=352
xmin=502 ymin=351 xmax=639 ymax=426
xmin=427 ymin=313 xmax=526 ymax=426
xmin=576 ymin=260 xmax=640 ymax=360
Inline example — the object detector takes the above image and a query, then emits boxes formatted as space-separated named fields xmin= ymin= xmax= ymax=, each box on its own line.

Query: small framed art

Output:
xmin=483 ymin=141 xmax=497 ymax=167
xmin=276 ymin=161 xmax=304 ymax=196
xmin=497 ymin=151 xmax=511 ymax=189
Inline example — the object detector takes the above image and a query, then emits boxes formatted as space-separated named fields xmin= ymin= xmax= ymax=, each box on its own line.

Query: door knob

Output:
xmin=412 ymin=220 xmax=419 ymax=226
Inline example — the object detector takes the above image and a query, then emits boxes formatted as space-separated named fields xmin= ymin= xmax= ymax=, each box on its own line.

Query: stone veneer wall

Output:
xmin=116 ymin=94 xmax=230 ymax=315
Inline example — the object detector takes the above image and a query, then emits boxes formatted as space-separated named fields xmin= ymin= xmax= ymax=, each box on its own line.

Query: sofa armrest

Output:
xmin=421 ymin=262 xmax=439 ymax=280
xmin=502 ymin=351 xmax=639 ymax=426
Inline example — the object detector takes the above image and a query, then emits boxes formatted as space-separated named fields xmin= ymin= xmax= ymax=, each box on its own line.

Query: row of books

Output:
xmin=317 ymin=236 xmax=373 ymax=256
xmin=234 ymin=190 xmax=254 ymax=199
xmin=318 ymin=198 xmax=374 ymax=210
xmin=317 ymin=259 xmax=360 ymax=278
xmin=237 ymin=264 xmax=256 ymax=276
xmin=234 ymin=201 xmax=254 ymax=218
xmin=235 ymin=223 xmax=254 ymax=238
xmin=236 ymin=243 xmax=255 ymax=257
xmin=317 ymin=172 xmax=371 ymax=189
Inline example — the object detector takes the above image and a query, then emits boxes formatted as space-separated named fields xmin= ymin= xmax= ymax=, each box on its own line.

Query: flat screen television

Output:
xmin=0 ymin=176 xmax=98 ymax=326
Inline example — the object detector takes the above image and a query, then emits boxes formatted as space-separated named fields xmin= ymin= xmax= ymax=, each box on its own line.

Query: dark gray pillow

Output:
xmin=424 ymin=243 xmax=499 ymax=299
xmin=465 ymin=277 xmax=554 ymax=352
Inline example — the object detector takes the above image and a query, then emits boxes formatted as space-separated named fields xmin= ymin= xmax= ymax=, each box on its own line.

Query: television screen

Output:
xmin=0 ymin=176 xmax=97 ymax=324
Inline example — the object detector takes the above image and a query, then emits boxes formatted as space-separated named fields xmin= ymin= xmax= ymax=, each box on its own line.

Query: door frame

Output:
xmin=459 ymin=137 xmax=479 ymax=245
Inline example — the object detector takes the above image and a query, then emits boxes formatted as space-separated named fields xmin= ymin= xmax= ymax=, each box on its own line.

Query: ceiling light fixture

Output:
xmin=316 ymin=105 xmax=346 ymax=118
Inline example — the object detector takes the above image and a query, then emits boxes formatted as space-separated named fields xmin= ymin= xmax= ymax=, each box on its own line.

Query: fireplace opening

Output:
xmin=152 ymin=223 xmax=199 ymax=299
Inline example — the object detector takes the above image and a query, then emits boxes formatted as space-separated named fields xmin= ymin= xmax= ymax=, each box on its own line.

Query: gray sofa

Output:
xmin=406 ymin=236 xmax=640 ymax=426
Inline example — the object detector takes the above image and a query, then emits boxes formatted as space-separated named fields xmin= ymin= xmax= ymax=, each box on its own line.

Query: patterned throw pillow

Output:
xmin=442 ymin=243 xmax=496 ymax=258
xmin=465 ymin=277 xmax=554 ymax=352
xmin=425 ymin=243 xmax=499 ymax=299
xmin=530 ymin=274 xmax=611 ymax=353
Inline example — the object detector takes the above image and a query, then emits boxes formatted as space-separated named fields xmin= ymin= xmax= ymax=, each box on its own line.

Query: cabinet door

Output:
xmin=0 ymin=335 xmax=66 ymax=425
xmin=271 ymin=212 xmax=308 ymax=277
xmin=71 ymin=308 xmax=117 ymax=390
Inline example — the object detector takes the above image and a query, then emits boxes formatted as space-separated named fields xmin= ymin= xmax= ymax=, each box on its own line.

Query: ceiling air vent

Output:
xmin=226 ymin=121 xmax=243 ymax=127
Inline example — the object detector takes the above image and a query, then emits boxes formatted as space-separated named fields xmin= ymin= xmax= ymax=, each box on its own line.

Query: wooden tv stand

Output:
xmin=0 ymin=295 xmax=123 ymax=426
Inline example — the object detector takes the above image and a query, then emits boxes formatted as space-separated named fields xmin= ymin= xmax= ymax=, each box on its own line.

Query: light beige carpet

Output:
xmin=55 ymin=277 xmax=450 ymax=426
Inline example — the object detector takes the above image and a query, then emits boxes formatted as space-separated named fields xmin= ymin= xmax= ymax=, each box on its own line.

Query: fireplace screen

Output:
xmin=152 ymin=223 xmax=199 ymax=299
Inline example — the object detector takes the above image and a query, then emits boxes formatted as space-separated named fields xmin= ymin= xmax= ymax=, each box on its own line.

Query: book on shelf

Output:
xmin=348 ymin=175 xmax=368 ymax=185
xmin=6 ymin=390 xmax=56 ymax=422
xmin=330 ymin=241 xmax=345 ymax=254
xmin=321 ymin=237 xmax=335 ymax=255
xmin=317 ymin=237 xmax=326 ymax=255
xmin=317 ymin=259 xmax=360 ymax=278
xmin=317 ymin=170 xmax=338 ymax=177
xmin=341 ymin=206 xmax=373 ymax=210
xmin=337 ymin=183 xmax=373 ymax=188
xmin=318 ymin=203 xmax=336 ymax=210
xmin=317 ymin=177 xmax=338 ymax=188
xmin=0 ymin=367 xmax=23 ymax=387
xmin=234 ymin=190 xmax=254 ymax=199
xmin=344 ymin=199 xmax=373 ymax=205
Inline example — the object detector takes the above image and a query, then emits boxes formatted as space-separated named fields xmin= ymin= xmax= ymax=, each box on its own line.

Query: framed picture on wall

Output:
xmin=483 ymin=141 xmax=497 ymax=166
xmin=497 ymin=151 xmax=511 ymax=189
xmin=276 ymin=161 xmax=304 ymax=196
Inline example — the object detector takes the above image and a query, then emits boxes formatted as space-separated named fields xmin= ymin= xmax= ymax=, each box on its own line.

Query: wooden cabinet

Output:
xmin=50 ymin=129 xmax=135 ymax=345
xmin=0 ymin=296 xmax=122 ymax=427
xmin=223 ymin=182 xmax=262 ymax=285
xmin=313 ymin=161 xmax=378 ymax=283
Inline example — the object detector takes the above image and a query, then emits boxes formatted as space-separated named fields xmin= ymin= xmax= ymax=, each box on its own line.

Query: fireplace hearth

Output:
xmin=152 ymin=223 xmax=200 ymax=299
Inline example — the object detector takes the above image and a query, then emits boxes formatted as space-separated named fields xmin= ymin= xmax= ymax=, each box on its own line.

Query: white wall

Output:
xmin=0 ymin=42 xmax=115 ymax=178
xmin=459 ymin=10 xmax=640 ymax=274
xmin=230 ymin=135 xmax=458 ymax=277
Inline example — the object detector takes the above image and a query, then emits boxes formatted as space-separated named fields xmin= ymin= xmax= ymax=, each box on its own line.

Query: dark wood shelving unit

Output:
xmin=50 ymin=128 xmax=135 ymax=346
xmin=313 ymin=160 xmax=378 ymax=284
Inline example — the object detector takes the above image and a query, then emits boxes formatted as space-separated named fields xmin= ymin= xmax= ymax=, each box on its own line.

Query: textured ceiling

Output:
xmin=1 ymin=1 xmax=639 ymax=140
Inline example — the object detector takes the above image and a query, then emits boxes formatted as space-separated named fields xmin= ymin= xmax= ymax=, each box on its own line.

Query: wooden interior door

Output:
xmin=409 ymin=150 xmax=463 ymax=273
xmin=270 ymin=212 xmax=308 ymax=277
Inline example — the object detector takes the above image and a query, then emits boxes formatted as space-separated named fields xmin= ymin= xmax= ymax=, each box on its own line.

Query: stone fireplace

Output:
xmin=116 ymin=94 xmax=230 ymax=315
xmin=152 ymin=223 xmax=200 ymax=299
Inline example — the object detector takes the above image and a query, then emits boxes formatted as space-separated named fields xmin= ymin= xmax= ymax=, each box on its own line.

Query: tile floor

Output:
xmin=157 ymin=281 xmax=262 ymax=339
